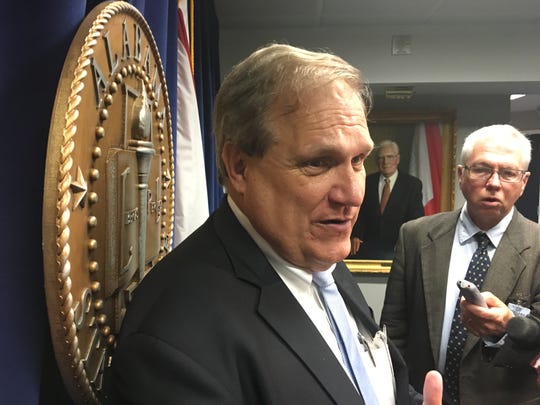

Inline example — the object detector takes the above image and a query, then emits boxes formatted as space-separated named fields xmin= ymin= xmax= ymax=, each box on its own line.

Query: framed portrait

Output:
xmin=347 ymin=111 xmax=456 ymax=274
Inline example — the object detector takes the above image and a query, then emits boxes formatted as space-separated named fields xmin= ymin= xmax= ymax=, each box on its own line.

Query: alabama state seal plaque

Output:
xmin=42 ymin=2 xmax=174 ymax=403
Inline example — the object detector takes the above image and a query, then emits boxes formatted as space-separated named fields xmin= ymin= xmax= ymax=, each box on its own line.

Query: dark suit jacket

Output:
xmin=352 ymin=171 xmax=424 ymax=259
xmin=107 ymin=199 xmax=423 ymax=405
xmin=381 ymin=209 xmax=540 ymax=405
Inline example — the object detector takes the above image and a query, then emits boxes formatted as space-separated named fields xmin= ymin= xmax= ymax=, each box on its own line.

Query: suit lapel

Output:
xmin=333 ymin=263 xmax=380 ymax=336
xmin=483 ymin=211 xmax=528 ymax=299
xmin=365 ymin=174 xmax=380 ymax=211
xmin=258 ymin=280 xmax=363 ymax=405
xmin=213 ymin=200 xmax=362 ymax=404
xmin=421 ymin=211 xmax=459 ymax=363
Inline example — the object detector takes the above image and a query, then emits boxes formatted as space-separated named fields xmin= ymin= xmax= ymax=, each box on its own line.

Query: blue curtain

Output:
xmin=193 ymin=0 xmax=224 ymax=213
xmin=0 ymin=1 xmax=178 ymax=403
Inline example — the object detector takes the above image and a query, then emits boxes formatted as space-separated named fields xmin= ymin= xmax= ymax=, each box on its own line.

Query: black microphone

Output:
xmin=507 ymin=316 xmax=540 ymax=350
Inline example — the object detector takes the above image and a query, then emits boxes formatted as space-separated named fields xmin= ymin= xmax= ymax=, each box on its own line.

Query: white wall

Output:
xmin=219 ymin=22 xmax=540 ymax=87
xmin=356 ymin=275 xmax=388 ymax=324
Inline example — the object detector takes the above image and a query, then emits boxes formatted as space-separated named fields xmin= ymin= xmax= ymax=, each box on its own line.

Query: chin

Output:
xmin=319 ymin=246 xmax=349 ymax=264
xmin=304 ymin=240 xmax=350 ymax=269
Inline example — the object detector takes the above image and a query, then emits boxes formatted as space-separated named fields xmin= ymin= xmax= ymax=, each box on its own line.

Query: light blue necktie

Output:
xmin=313 ymin=271 xmax=379 ymax=404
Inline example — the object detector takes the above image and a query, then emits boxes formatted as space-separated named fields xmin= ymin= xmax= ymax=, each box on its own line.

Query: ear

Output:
xmin=221 ymin=141 xmax=248 ymax=193
xmin=520 ymin=171 xmax=531 ymax=194
xmin=457 ymin=165 xmax=464 ymax=179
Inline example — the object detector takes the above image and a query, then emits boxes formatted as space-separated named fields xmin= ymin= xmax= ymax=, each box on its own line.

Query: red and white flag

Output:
xmin=409 ymin=123 xmax=442 ymax=215
xmin=531 ymin=352 xmax=540 ymax=373
xmin=174 ymin=7 xmax=209 ymax=246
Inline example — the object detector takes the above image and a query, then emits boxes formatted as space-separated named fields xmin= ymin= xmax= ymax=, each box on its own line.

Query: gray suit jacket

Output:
xmin=381 ymin=208 xmax=540 ymax=405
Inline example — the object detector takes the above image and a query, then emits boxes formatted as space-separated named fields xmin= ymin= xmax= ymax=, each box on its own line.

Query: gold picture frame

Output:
xmin=346 ymin=111 xmax=456 ymax=274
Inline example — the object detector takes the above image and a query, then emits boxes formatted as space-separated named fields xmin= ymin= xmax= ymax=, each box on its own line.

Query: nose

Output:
xmin=329 ymin=165 xmax=364 ymax=206
xmin=486 ymin=170 xmax=502 ymax=187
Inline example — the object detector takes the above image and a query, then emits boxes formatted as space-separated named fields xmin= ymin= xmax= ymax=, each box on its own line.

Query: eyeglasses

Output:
xmin=376 ymin=154 xmax=398 ymax=162
xmin=463 ymin=165 xmax=527 ymax=183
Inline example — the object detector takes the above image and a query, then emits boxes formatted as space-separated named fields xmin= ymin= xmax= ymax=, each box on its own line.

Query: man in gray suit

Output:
xmin=381 ymin=124 xmax=540 ymax=405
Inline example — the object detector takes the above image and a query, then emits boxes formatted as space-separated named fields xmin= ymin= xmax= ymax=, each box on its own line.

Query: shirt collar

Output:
xmin=457 ymin=202 xmax=514 ymax=247
xmin=380 ymin=170 xmax=398 ymax=184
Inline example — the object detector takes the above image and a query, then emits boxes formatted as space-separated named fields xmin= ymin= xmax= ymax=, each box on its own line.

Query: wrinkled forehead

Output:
xmin=468 ymin=142 xmax=526 ymax=167
xmin=274 ymin=79 xmax=367 ymax=114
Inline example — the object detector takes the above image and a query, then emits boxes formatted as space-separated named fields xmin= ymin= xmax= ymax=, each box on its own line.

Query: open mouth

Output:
xmin=321 ymin=218 xmax=349 ymax=225
xmin=480 ymin=197 xmax=501 ymax=206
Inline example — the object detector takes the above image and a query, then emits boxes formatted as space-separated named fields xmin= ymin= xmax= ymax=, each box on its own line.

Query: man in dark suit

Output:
xmin=351 ymin=140 xmax=424 ymax=259
xmin=107 ymin=43 xmax=443 ymax=404
xmin=381 ymin=124 xmax=540 ymax=404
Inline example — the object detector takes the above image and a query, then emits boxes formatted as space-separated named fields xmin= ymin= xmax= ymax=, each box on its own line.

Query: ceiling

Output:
xmin=214 ymin=0 xmax=540 ymax=113
xmin=215 ymin=0 xmax=540 ymax=28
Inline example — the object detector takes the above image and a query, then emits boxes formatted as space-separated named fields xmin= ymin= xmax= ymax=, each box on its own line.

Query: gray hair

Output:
xmin=213 ymin=43 xmax=372 ymax=185
xmin=460 ymin=124 xmax=531 ymax=169
xmin=375 ymin=140 xmax=400 ymax=157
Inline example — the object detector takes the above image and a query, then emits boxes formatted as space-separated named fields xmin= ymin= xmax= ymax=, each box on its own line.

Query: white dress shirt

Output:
xmin=438 ymin=203 xmax=513 ymax=371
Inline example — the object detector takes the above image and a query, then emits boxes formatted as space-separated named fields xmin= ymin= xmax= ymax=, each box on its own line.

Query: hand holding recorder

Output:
xmin=457 ymin=279 xmax=487 ymax=307
xmin=457 ymin=280 xmax=514 ymax=338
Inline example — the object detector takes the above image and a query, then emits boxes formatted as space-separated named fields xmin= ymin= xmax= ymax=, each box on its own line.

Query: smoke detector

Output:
xmin=385 ymin=86 xmax=415 ymax=100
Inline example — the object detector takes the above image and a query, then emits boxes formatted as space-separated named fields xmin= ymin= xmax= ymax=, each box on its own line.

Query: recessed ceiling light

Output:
xmin=510 ymin=94 xmax=526 ymax=100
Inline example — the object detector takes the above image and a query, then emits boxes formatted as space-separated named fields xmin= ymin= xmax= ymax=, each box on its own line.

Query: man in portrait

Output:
xmin=350 ymin=139 xmax=424 ymax=259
